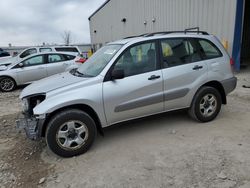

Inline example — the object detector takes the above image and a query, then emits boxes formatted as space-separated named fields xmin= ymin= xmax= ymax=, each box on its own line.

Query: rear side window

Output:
xmin=48 ymin=54 xmax=66 ymax=63
xmin=160 ymin=38 xmax=201 ymax=68
xmin=40 ymin=48 xmax=52 ymax=52
xmin=64 ymin=54 xmax=75 ymax=60
xmin=55 ymin=47 xmax=78 ymax=53
xmin=197 ymin=39 xmax=222 ymax=59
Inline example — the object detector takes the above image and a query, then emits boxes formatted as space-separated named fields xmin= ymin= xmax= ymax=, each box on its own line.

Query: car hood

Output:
xmin=20 ymin=71 xmax=88 ymax=99
xmin=0 ymin=65 xmax=8 ymax=71
xmin=0 ymin=56 xmax=17 ymax=66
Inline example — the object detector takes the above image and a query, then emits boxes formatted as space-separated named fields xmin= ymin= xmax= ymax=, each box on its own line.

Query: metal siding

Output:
xmin=89 ymin=0 xmax=237 ymax=55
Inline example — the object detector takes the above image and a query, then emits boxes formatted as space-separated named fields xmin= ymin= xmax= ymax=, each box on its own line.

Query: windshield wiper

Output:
xmin=70 ymin=68 xmax=93 ymax=77
xmin=75 ymin=70 xmax=85 ymax=76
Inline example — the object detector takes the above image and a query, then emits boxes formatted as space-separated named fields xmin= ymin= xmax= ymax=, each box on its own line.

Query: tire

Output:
xmin=0 ymin=77 xmax=16 ymax=92
xmin=46 ymin=109 xmax=97 ymax=157
xmin=188 ymin=86 xmax=222 ymax=122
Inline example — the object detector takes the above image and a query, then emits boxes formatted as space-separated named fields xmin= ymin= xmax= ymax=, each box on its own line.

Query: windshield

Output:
xmin=77 ymin=44 xmax=122 ymax=77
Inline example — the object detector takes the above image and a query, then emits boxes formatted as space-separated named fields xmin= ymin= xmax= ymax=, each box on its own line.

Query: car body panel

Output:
xmin=103 ymin=70 xmax=164 ymax=125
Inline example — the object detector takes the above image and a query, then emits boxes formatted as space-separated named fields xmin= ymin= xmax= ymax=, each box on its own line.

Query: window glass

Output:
xmin=55 ymin=47 xmax=78 ymax=52
xmin=40 ymin=48 xmax=52 ymax=52
xmin=198 ymin=39 xmax=222 ymax=59
xmin=64 ymin=54 xmax=76 ymax=60
xmin=77 ymin=44 xmax=122 ymax=77
xmin=161 ymin=39 xmax=201 ymax=67
xmin=22 ymin=55 xmax=43 ymax=66
xmin=20 ymin=48 xmax=37 ymax=58
xmin=48 ymin=54 xmax=65 ymax=63
xmin=114 ymin=42 xmax=157 ymax=77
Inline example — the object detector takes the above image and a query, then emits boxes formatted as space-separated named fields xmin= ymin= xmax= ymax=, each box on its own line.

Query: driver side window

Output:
xmin=114 ymin=42 xmax=157 ymax=77
xmin=22 ymin=55 xmax=44 ymax=67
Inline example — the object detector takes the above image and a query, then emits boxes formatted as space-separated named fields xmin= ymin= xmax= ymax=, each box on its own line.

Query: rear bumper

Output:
xmin=221 ymin=77 xmax=237 ymax=95
xmin=16 ymin=115 xmax=45 ymax=140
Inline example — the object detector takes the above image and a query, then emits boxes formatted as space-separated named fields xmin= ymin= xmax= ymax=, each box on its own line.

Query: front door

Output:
xmin=15 ymin=55 xmax=47 ymax=84
xmin=103 ymin=41 xmax=164 ymax=125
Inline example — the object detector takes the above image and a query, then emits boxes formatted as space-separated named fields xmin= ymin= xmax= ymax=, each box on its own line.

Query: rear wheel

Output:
xmin=46 ymin=109 xmax=97 ymax=157
xmin=0 ymin=77 xmax=16 ymax=92
xmin=189 ymin=86 xmax=222 ymax=122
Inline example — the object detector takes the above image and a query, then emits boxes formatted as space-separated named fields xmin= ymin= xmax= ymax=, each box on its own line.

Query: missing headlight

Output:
xmin=22 ymin=94 xmax=46 ymax=115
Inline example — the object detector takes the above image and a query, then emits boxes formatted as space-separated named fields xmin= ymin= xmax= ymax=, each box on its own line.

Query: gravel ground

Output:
xmin=0 ymin=70 xmax=250 ymax=188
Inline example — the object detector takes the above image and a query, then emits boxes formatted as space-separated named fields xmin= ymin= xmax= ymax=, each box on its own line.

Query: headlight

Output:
xmin=21 ymin=98 xmax=29 ymax=112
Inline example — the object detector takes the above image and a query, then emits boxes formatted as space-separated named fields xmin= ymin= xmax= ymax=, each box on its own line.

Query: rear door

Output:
xmin=15 ymin=55 xmax=47 ymax=84
xmin=160 ymin=38 xmax=208 ymax=110
xmin=46 ymin=54 xmax=75 ymax=76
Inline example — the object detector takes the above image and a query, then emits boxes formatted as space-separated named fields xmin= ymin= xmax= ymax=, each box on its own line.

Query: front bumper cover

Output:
xmin=16 ymin=115 xmax=45 ymax=140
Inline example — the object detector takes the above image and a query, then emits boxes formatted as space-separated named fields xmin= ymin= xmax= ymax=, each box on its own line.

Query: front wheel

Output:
xmin=46 ymin=109 xmax=97 ymax=157
xmin=189 ymin=86 xmax=222 ymax=122
xmin=0 ymin=77 xmax=16 ymax=92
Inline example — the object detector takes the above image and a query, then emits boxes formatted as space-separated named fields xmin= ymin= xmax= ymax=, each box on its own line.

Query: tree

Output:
xmin=62 ymin=30 xmax=72 ymax=46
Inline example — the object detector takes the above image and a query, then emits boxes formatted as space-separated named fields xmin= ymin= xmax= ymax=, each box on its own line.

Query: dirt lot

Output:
xmin=0 ymin=70 xmax=250 ymax=188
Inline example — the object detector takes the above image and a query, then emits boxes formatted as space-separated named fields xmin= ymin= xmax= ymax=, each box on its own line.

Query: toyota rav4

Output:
xmin=16 ymin=30 xmax=237 ymax=157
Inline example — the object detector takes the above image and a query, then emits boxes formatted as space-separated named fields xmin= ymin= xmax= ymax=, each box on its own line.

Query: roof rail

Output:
xmin=145 ymin=29 xmax=208 ymax=37
xmin=123 ymin=27 xmax=208 ymax=39
xmin=123 ymin=33 xmax=148 ymax=39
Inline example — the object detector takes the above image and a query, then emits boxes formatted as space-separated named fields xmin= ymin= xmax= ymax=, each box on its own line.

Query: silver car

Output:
xmin=0 ymin=52 xmax=77 ymax=91
xmin=0 ymin=46 xmax=81 ymax=66
xmin=17 ymin=31 xmax=237 ymax=157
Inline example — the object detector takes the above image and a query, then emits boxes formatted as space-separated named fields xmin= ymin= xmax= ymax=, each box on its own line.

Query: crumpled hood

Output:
xmin=20 ymin=71 xmax=87 ymax=99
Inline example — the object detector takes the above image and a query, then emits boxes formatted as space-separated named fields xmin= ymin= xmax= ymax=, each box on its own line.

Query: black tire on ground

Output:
xmin=46 ymin=109 xmax=97 ymax=157
xmin=0 ymin=77 xmax=16 ymax=92
xmin=188 ymin=86 xmax=222 ymax=122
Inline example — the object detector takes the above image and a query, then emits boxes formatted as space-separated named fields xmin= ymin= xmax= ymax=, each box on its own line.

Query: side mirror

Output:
xmin=18 ymin=63 xmax=24 ymax=67
xmin=111 ymin=69 xmax=124 ymax=80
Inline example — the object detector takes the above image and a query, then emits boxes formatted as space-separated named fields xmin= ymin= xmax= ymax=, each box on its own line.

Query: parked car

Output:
xmin=0 ymin=48 xmax=10 ymax=58
xmin=0 ymin=52 xmax=77 ymax=91
xmin=0 ymin=46 xmax=81 ymax=66
xmin=17 ymin=30 xmax=237 ymax=157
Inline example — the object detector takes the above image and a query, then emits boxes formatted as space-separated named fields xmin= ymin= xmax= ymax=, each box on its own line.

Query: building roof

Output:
xmin=88 ymin=0 xmax=110 ymax=20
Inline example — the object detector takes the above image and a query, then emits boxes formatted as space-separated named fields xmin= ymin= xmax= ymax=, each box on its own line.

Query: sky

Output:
xmin=0 ymin=0 xmax=106 ymax=46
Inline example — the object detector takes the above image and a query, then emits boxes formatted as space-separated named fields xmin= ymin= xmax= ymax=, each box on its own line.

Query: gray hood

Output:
xmin=20 ymin=71 xmax=87 ymax=98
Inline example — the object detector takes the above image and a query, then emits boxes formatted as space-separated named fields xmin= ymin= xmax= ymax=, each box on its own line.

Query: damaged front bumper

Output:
xmin=16 ymin=115 xmax=45 ymax=140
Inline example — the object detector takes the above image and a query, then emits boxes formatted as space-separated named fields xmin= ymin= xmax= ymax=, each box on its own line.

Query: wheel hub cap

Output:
xmin=199 ymin=94 xmax=217 ymax=117
xmin=56 ymin=121 xmax=89 ymax=150
xmin=0 ymin=79 xmax=14 ymax=91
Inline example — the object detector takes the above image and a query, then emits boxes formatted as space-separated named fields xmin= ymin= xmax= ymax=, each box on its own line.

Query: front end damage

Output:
xmin=16 ymin=94 xmax=46 ymax=140
xmin=16 ymin=115 xmax=45 ymax=140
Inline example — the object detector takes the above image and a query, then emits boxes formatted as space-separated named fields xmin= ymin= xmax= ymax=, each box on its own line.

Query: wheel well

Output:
xmin=0 ymin=76 xmax=16 ymax=84
xmin=41 ymin=104 xmax=104 ymax=137
xmin=202 ymin=81 xmax=226 ymax=104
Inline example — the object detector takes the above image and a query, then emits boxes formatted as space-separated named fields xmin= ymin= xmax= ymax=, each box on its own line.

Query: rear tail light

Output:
xmin=230 ymin=58 xmax=234 ymax=66
xmin=75 ymin=58 xmax=86 ymax=63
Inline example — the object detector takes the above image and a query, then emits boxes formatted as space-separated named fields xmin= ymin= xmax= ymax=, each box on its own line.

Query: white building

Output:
xmin=89 ymin=0 xmax=249 ymax=71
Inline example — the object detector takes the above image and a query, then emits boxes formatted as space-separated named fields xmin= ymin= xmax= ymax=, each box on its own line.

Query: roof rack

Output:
xmin=145 ymin=27 xmax=208 ymax=37
xmin=123 ymin=33 xmax=148 ymax=39
xmin=123 ymin=27 xmax=208 ymax=39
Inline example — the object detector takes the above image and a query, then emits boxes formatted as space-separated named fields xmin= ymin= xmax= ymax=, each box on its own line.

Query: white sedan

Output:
xmin=0 ymin=52 xmax=78 ymax=92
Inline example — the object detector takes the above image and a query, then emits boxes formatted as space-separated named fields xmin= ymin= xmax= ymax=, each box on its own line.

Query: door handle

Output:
xmin=148 ymin=75 xmax=160 ymax=80
xmin=193 ymin=65 xmax=203 ymax=70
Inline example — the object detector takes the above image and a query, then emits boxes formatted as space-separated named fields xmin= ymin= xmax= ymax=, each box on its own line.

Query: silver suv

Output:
xmin=17 ymin=30 xmax=237 ymax=157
